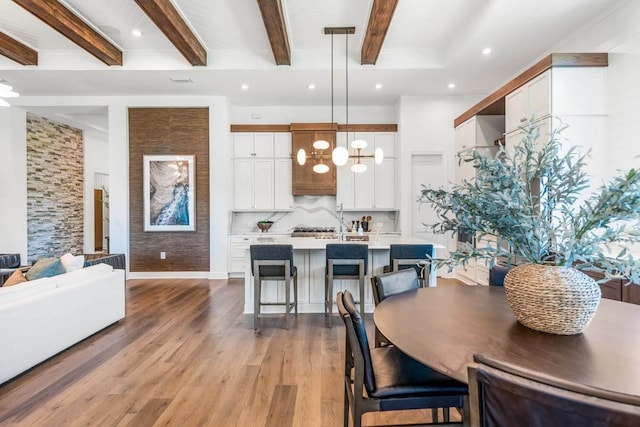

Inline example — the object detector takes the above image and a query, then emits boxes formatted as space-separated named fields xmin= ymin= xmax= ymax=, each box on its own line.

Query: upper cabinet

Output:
xmin=233 ymin=132 xmax=293 ymax=211
xmin=291 ymin=124 xmax=337 ymax=196
xmin=505 ymin=71 xmax=551 ymax=133
xmin=336 ymin=132 xmax=397 ymax=210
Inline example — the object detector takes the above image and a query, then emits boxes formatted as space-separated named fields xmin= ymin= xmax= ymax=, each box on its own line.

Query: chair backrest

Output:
xmin=371 ymin=268 xmax=420 ymax=306
xmin=250 ymin=244 xmax=295 ymax=276
xmin=471 ymin=354 xmax=640 ymax=427
xmin=389 ymin=244 xmax=434 ymax=278
xmin=338 ymin=290 xmax=377 ymax=394
xmin=326 ymin=244 xmax=368 ymax=276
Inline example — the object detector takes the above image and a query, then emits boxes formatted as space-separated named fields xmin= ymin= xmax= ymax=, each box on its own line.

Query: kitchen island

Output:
xmin=243 ymin=236 xmax=444 ymax=313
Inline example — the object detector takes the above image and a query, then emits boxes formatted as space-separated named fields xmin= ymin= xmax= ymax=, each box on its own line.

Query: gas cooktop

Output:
xmin=291 ymin=227 xmax=336 ymax=237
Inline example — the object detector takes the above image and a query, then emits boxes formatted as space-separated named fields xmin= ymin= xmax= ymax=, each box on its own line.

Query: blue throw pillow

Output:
xmin=25 ymin=257 xmax=65 ymax=280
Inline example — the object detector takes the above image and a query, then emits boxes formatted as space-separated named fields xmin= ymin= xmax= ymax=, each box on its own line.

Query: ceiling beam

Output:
xmin=361 ymin=0 xmax=398 ymax=65
xmin=133 ymin=0 xmax=206 ymax=66
xmin=0 ymin=32 xmax=38 ymax=65
xmin=257 ymin=0 xmax=291 ymax=65
xmin=12 ymin=0 xmax=122 ymax=66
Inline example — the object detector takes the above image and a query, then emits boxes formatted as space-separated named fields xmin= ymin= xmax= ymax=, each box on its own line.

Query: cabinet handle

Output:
xmin=520 ymin=117 xmax=527 ymax=123
xmin=251 ymin=153 xmax=256 ymax=156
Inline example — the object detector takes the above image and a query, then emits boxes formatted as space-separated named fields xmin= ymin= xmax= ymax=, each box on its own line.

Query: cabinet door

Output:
xmin=253 ymin=133 xmax=274 ymax=158
xmin=455 ymin=118 xmax=476 ymax=153
xmin=234 ymin=159 xmax=254 ymax=209
xmin=336 ymin=131 xmax=353 ymax=149
xmin=527 ymin=71 xmax=551 ymax=121
xmin=505 ymin=87 xmax=527 ymax=133
xmin=274 ymin=158 xmax=293 ymax=209
xmin=374 ymin=132 xmax=395 ymax=157
xmin=273 ymin=132 xmax=292 ymax=158
xmin=234 ymin=133 xmax=254 ymax=157
xmin=336 ymin=160 xmax=354 ymax=209
xmin=253 ymin=159 xmax=274 ymax=209
xmin=373 ymin=158 xmax=395 ymax=209
xmin=354 ymin=159 xmax=374 ymax=209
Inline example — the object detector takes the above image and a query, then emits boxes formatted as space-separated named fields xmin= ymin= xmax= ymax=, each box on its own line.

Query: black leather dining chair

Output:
xmin=468 ymin=353 xmax=640 ymax=427
xmin=325 ymin=243 xmax=368 ymax=327
xmin=370 ymin=268 xmax=420 ymax=347
xmin=383 ymin=244 xmax=435 ymax=287
xmin=337 ymin=290 xmax=468 ymax=427
xmin=250 ymin=244 xmax=298 ymax=331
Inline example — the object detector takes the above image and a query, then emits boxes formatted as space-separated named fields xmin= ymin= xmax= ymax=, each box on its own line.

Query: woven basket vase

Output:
xmin=503 ymin=264 xmax=602 ymax=335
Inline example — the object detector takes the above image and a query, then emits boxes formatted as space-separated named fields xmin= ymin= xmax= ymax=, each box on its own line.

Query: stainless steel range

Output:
xmin=291 ymin=227 xmax=337 ymax=239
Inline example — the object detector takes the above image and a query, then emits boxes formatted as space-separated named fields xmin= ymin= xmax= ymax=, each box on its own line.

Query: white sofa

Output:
xmin=0 ymin=263 xmax=125 ymax=385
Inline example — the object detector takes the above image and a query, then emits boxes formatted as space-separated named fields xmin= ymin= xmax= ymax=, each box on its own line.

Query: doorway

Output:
xmin=410 ymin=153 xmax=447 ymax=246
xmin=94 ymin=173 xmax=109 ymax=253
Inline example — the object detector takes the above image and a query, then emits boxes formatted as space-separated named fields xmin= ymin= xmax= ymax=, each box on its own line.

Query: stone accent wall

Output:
xmin=26 ymin=113 xmax=84 ymax=263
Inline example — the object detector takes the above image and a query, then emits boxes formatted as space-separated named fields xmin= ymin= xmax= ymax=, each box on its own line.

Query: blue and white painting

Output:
xmin=143 ymin=155 xmax=195 ymax=231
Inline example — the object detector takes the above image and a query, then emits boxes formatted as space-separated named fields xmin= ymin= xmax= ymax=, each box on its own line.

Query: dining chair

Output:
xmin=325 ymin=243 xmax=368 ymax=327
xmin=383 ymin=244 xmax=435 ymax=287
xmin=250 ymin=244 xmax=298 ymax=331
xmin=337 ymin=290 xmax=468 ymax=427
xmin=468 ymin=353 xmax=640 ymax=427
xmin=370 ymin=268 xmax=420 ymax=347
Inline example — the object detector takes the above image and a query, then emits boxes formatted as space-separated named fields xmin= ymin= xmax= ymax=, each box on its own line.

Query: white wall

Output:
xmin=0 ymin=108 xmax=27 ymax=263
xmin=231 ymin=105 xmax=396 ymax=124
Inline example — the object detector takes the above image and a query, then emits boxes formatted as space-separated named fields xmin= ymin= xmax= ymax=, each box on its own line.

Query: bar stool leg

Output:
xmin=359 ymin=260 xmax=365 ymax=314
xmin=285 ymin=275 xmax=290 ymax=329
xmin=254 ymin=272 xmax=261 ymax=331
xmin=294 ymin=274 xmax=298 ymax=315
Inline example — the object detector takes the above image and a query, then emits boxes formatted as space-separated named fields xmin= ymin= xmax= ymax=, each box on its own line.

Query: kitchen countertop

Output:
xmin=246 ymin=236 xmax=445 ymax=250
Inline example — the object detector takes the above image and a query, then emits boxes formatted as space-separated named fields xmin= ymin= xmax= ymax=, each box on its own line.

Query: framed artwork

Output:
xmin=143 ymin=155 xmax=195 ymax=231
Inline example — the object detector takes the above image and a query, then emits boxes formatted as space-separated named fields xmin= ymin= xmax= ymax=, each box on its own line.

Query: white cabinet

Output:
xmin=233 ymin=132 xmax=293 ymax=211
xmin=336 ymin=132 xmax=397 ymax=210
xmin=505 ymin=70 xmax=551 ymax=133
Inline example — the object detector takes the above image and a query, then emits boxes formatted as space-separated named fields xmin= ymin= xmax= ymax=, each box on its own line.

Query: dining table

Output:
xmin=373 ymin=284 xmax=640 ymax=397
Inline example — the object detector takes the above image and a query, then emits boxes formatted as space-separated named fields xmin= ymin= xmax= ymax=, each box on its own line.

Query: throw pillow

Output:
xmin=3 ymin=269 xmax=27 ymax=287
xmin=61 ymin=253 xmax=85 ymax=272
xmin=25 ymin=257 xmax=65 ymax=281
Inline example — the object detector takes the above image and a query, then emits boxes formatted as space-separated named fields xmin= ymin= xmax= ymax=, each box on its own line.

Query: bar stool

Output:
xmin=250 ymin=244 xmax=298 ymax=330
xmin=325 ymin=243 xmax=368 ymax=327
xmin=383 ymin=244 xmax=435 ymax=287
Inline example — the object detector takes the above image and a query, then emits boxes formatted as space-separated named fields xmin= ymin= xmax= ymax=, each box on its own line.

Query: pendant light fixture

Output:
xmin=296 ymin=27 xmax=383 ymax=174
xmin=329 ymin=27 xmax=383 ymax=173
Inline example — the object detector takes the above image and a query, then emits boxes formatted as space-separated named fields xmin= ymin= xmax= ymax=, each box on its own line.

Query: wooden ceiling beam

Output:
xmin=134 ymin=0 xmax=206 ymax=66
xmin=12 ymin=0 xmax=122 ymax=66
xmin=361 ymin=0 xmax=398 ymax=65
xmin=0 ymin=31 xmax=38 ymax=65
xmin=257 ymin=0 xmax=291 ymax=65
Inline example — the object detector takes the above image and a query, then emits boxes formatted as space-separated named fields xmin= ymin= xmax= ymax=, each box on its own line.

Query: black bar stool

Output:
xmin=383 ymin=244 xmax=435 ymax=287
xmin=250 ymin=244 xmax=298 ymax=330
xmin=325 ymin=243 xmax=368 ymax=327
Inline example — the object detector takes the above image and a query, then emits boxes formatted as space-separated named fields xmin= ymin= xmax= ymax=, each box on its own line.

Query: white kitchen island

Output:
xmin=243 ymin=236 xmax=444 ymax=313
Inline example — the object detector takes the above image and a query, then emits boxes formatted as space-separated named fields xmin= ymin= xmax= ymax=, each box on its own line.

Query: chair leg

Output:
xmin=327 ymin=279 xmax=334 ymax=328
xmin=432 ymin=408 xmax=439 ymax=423
xmin=359 ymin=276 xmax=365 ymax=315
xmin=443 ymin=407 xmax=450 ymax=422
xmin=253 ymin=275 xmax=261 ymax=331
xmin=285 ymin=276 xmax=290 ymax=329
xmin=343 ymin=385 xmax=350 ymax=427
xmin=294 ymin=274 xmax=298 ymax=315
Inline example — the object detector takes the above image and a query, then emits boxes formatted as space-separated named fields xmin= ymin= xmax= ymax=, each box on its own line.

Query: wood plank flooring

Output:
xmin=0 ymin=278 xmax=462 ymax=426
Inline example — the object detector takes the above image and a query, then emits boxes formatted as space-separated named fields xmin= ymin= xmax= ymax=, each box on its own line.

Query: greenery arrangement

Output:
xmin=419 ymin=121 xmax=640 ymax=283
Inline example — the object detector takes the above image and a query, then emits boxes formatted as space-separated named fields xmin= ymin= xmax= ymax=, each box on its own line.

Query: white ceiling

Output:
xmin=0 ymin=0 xmax=629 ymax=107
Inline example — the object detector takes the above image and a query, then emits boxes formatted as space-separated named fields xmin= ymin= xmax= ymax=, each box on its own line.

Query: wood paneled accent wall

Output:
xmin=128 ymin=108 xmax=209 ymax=272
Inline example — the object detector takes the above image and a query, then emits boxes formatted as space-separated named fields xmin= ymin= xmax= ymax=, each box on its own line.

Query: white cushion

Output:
xmin=55 ymin=263 xmax=113 ymax=287
xmin=0 ymin=278 xmax=57 ymax=305
xmin=60 ymin=253 xmax=85 ymax=272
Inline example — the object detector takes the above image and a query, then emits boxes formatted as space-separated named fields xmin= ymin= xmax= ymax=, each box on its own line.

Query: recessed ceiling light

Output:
xmin=241 ymin=84 xmax=249 ymax=90
xmin=448 ymin=83 xmax=456 ymax=89
xmin=132 ymin=29 xmax=142 ymax=37
xmin=375 ymin=83 xmax=383 ymax=90
xmin=307 ymin=83 xmax=316 ymax=90
xmin=482 ymin=47 xmax=492 ymax=55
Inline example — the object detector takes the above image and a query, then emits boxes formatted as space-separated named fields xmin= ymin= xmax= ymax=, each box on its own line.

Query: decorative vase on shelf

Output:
xmin=504 ymin=264 xmax=601 ymax=335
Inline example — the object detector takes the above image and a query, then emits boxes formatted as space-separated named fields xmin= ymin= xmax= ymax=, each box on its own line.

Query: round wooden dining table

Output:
xmin=374 ymin=285 xmax=640 ymax=396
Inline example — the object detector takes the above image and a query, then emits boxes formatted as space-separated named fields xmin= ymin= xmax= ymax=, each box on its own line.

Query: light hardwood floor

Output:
xmin=0 ymin=278 xmax=462 ymax=426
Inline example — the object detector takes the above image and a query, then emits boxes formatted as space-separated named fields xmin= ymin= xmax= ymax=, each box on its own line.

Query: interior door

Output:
xmin=94 ymin=189 xmax=103 ymax=251
xmin=411 ymin=153 xmax=447 ymax=246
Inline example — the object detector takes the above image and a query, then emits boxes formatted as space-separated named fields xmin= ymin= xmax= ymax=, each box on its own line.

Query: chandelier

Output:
xmin=296 ymin=27 xmax=383 ymax=174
